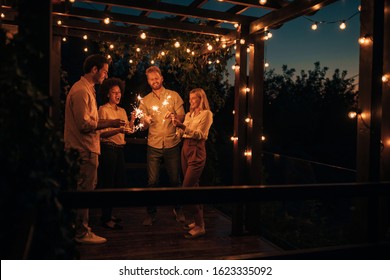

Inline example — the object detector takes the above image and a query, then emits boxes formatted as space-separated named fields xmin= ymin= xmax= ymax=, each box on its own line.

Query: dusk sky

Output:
xmin=252 ymin=0 xmax=360 ymax=81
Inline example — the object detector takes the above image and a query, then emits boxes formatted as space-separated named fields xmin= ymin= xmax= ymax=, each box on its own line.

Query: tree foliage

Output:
xmin=263 ymin=62 xmax=358 ymax=170
xmin=0 ymin=27 xmax=76 ymax=259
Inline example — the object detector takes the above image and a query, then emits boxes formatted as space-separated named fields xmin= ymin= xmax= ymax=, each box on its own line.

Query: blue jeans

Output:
xmin=146 ymin=144 xmax=181 ymax=215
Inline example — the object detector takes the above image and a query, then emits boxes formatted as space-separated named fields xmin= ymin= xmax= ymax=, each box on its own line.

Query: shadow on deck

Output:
xmin=76 ymin=206 xmax=282 ymax=259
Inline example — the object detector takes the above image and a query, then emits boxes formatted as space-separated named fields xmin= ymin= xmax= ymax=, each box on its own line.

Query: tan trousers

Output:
xmin=181 ymin=139 xmax=206 ymax=228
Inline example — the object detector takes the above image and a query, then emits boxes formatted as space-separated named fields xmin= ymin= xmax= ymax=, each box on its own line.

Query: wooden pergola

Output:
xmin=2 ymin=0 xmax=389 ymax=184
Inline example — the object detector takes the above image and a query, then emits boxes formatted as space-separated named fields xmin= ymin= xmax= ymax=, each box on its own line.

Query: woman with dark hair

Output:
xmin=97 ymin=78 xmax=135 ymax=230
xmin=171 ymin=88 xmax=213 ymax=239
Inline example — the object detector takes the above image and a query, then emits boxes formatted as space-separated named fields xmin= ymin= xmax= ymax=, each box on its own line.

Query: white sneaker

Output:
xmin=75 ymin=231 xmax=107 ymax=244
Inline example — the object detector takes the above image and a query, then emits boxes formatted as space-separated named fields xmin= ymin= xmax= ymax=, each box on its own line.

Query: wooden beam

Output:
xmin=53 ymin=6 xmax=234 ymax=36
xmin=81 ymin=0 xmax=257 ymax=24
xmin=222 ymin=0 xmax=282 ymax=10
xmin=249 ymin=0 xmax=338 ymax=34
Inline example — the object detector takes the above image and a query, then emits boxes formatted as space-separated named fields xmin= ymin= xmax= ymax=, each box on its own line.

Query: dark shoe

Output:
xmin=102 ymin=220 xmax=123 ymax=230
xmin=183 ymin=222 xmax=196 ymax=231
xmin=142 ymin=214 xmax=156 ymax=226
xmin=111 ymin=216 xmax=122 ymax=223
xmin=184 ymin=227 xmax=205 ymax=239
xmin=173 ymin=208 xmax=186 ymax=223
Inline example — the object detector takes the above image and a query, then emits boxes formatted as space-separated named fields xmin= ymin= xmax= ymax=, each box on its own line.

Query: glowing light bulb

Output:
xmin=174 ymin=41 xmax=180 ymax=48
xmin=358 ymin=37 xmax=367 ymax=45
xmin=261 ymin=136 xmax=266 ymax=141
xmin=140 ymin=32 xmax=146 ymax=39
xmin=348 ymin=111 xmax=357 ymax=119
xmin=104 ymin=17 xmax=110 ymax=24
xmin=107 ymin=54 xmax=111 ymax=59
xmin=129 ymin=59 xmax=133 ymax=63
xmin=1 ymin=13 xmax=5 ymax=18
xmin=57 ymin=20 xmax=62 ymax=25
xmin=264 ymin=62 xmax=269 ymax=68
xmin=240 ymin=38 xmax=245 ymax=45
xmin=160 ymin=51 xmax=165 ymax=56
xmin=62 ymin=37 xmax=67 ymax=42
xmin=207 ymin=45 xmax=213 ymax=51
xmin=109 ymin=44 xmax=114 ymax=49
xmin=222 ymin=43 xmax=227 ymax=48
xmin=136 ymin=47 xmax=141 ymax=52
xmin=339 ymin=21 xmax=346 ymax=30
xmin=83 ymin=35 xmax=88 ymax=40
xmin=259 ymin=0 xmax=267 ymax=5
xmin=234 ymin=23 xmax=239 ymax=28
xmin=311 ymin=23 xmax=318 ymax=30
xmin=84 ymin=47 xmax=88 ymax=52
xmin=382 ymin=75 xmax=389 ymax=83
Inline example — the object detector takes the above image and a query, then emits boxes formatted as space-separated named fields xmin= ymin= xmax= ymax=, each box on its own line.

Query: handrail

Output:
xmin=59 ymin=181 xmax=390 ymax=208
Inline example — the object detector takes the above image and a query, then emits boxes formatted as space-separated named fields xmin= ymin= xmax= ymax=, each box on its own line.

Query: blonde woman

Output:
xmin=171 ymin=88 xmax=213 ymax=239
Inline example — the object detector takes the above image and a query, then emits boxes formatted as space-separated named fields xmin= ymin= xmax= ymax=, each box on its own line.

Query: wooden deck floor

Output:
xmin=76 ymin=206 xmax=282 ymax=259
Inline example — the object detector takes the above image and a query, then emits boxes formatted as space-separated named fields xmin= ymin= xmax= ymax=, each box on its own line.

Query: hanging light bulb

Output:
xmin=103 ymin=17 xmax=110 ymax=24
xmin=129 ymin=59 xmax=133 ymax=64
xmin=107 ymin=54 xmax=111 ymax=59
xmin=1 ymin=13 xmax=5 ymax=19
xmin=109 ymin=44 xmax=114 ymax=49
xmin=62 ymin=37 xmax=67 ymax=42
xmin=246 ymin=47 xmax=250 ymax=53
xmin=160 ymin=51 xmax=165 ymax=56
xmin=264 ymin=62 xmax=269 ymax=68
xmin=240 ymin=38 xmax=245 ymax=45
xmin=266 ymin=31 xmax=272 ymax=38
xmin=234 ymin=23 xmax=239 ymax=29
xmin=150 ymin=60 xmax=155 ymax=64
xmin=222 ymin=43 xmax=227 ymax=48
xmin=339 ymin=20 xmax=346 ymax=30
xmin=259 ymin=0 xmax=267 ymax=5
xmin=140 ymin=32 xmax=146 ymax=39
xmin=348 ymin=111 xmax=357 ymax=119
xmin=207 ymin=45 xmax=213 ymax=51
xmin=57 ymin=20 xmax=62 ymax=25
xmin=358 ymin=36 xmax=367 ymax=45
xmin=174 ymin=41 xmax=180 ymax=48
xmin=382 ymin=75 xmax=389 ymax=83
xmin=136 ymin=47 xmax=141 ymax=52
xmin=83 ymin=34 xmax=88 ymax=40
xmin=311 ymin=22 xmax=318 ymax=30
xmin=84 ymin=47 xmax=88 ymax=52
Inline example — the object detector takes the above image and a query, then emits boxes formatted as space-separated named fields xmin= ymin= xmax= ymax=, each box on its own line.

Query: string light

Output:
xmin=109 ymin=44 xmax=114 ymax=49
xmin=304 ymin=9 xmax=359 ymax=31
xmin=339 ymin=20 xmax=346 ymax=30
xmin=244 ymin=150 xmax=252 ymax=157
xmin=83 ymin=34 xmax=88 ymax=40
xmin=261 ymin=135 xmax=266 ymax=141
xmin=174 ymin=41 xmax=180 ymax=48
xmin=140 ymin=32 xmax=146 ymax=39
xmin=239 ymin=38 xmax=245 ymax=45
xmin=382 ymin=74 xmax=389 ymax=83
xmin=230 ymin=136 xmax=238 ymax=141
xmin=84 ymin=47 xmax=88 ymax=52
xmin=57 ymin=20 xmax=62 ymax=25
xmin=103 ymin=17 xmax=110 ymax=24
xmin=259 ymin=0 xmax=267 ymax=5
xmin=264 ymin=62 xmax=269 ymax=68
xmin=1 ymin=13 xmax=5 ymax=19
xmin=207 ymin=45 xmax=213 ymax=51
xmin=62 ymin=37 xmax=67 ymax=42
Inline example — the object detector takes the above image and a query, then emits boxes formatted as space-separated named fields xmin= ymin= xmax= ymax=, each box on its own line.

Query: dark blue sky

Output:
xmin=258 ymin=0 xmax=360 ymax=80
